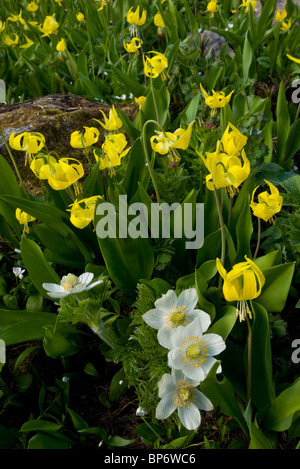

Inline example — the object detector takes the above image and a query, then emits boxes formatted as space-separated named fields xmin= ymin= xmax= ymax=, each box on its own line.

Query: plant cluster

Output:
xmin=0 ymin=0 xmax=299 ymax=450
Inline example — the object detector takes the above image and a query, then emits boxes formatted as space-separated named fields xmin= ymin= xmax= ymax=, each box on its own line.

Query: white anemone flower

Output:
xmin=42 ymin=272 xmax=103 ymax=299
xmin=142 ymin=288 xmax=211 ymax=349
xmin=156 ymin=368 xmax=213 ymax=430
xmin=168 ymin=318 xmax=226 ymax=381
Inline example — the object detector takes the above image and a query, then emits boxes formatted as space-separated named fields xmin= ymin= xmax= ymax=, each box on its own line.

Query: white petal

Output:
xmin=85 ymin=280 xmax=103 ymax=290
xmin=181 ymin=360 xmax=206 ymax=382
xmin=157 ymin=373 xmax=175 ymax=398
xmin=193 ymin=389 xmax=213 ymax=411
xmin=47 ymin=291 xmax=70 ymax=298
xmin=168 ymin=348 xmax=184 ymax=370
xmin=177 ymin=288 xmax=198 ymax=311
xmin=78 ymin=272 xmax=94 ymax=285
xmin=154 ymin=290 xmax=177 ymax=312
xmin=42 ymin=283 xmax=65 ymax=293
xmin=157 ymin=326 xmax=173 ymax=349
xmin=178 ymin=403 xmax=201 ymax=430
xmin=143 ymin=308 xmax=165 ymax=330
xmin=155 ymin=393 xmax=177 ymax=420
xmin=71 ymin=283 xmax=89 ymax=293
xmin=203 ymin=333 xmax=226 ymax=356
xmin=192 ymin=310 xmax=211 ymax=332
xmin=201 ymin=356 xmax=221 ymax=376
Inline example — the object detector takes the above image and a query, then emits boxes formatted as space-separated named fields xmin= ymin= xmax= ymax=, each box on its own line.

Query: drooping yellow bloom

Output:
xmin=134 ymin=96 xmax=146 ymax=110
xmin=216 ymin=256 xmax=265 ymax=321
xmin=27 ymin=2 xmax=39 ymax=12
xmin=220 ymin=123 xmax=248 ymax=156
xmin=154 ymin=12 xmax=165 ymax=28
xmin=143 ymin=51 xmax=168 ymax=79
xmin=56 ymin=38 xmax=66 ymax=52
xmin=127 ymin=6 xmax=147 ymax=26
xmin=280 ymin=18 xmax=291 ymax=32
xmin=39 ymin=15 xmax=59 ymax=36
xmin=239 ymin=0 xmax=257 ymax=13
xmin=95 ymin=0 xmax=109 ymax=11
xmin=9 ymin=131 xmax=45 ymax=164
xmin=93 ymin=133 xmax=130 ymax=176
xmin=0 ymin=21 xmax=5 ymax=33
xmin=207 ymin=0 xmax=218 ymax=17
xmin=123 ymin=37 xmax=143 ymax=53
xmin=7 ymin=11 xmax=25 ymax=25
xmin=19 ymin=35 xmax=34 ymax=48
xmin=15 ymin=208 xmax=36 ymax=234
xmin=3 ymin=34 xmax=19 ymax=47
xmin=94 ymin=105 xmax=122 ymax=131
xmin=70 ymin=127 xmax=99 ymax=149
xmin=150 ymin=121 xmax=195 ymax=160
xmin=68 ymin=195 xmax=102 ymax=229
xmin=286 ymin=54 xmax=300 ymax=64
xmin=250 ymin=180 xmax=283 ymax=223
xmin=199 ymin=144 xmax=250 ymax=196
xmin=76 ymin=12 xmax=85 ymax=22
xmin=200 ymin=83 xmax=234 ymax=111
xmin=275 ymin=7 xmax=287 ymax=22
xmin=30 ymin=155 xmax=84 ymax=191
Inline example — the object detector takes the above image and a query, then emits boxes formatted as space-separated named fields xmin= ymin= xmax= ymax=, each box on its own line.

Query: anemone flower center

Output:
xmin=62 ymin=273 xmax=80 ymax=291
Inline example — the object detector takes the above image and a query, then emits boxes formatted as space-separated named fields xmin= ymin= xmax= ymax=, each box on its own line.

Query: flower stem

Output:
xmin=253 ymin=217 xmax=261 ymax=259
xmin=245 ymin=314 xmax=252 ymax=405
xmin=150 ymin=76 xmax=160 ymax=125
xmin=213 ymin=182 xmax=226 ymax=307
xmin=142 ymin=119 xmax=164 ymax=205
xmin=0 ymin=128 xmax=28 ymax=194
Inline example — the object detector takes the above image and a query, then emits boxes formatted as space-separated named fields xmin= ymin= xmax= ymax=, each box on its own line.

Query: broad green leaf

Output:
xmin=263 ymin=378 xmax=300 ymax=432
xmin=276 ymin=81 xmax=290 ymax=163
xmin=248 ymin=423 xmax=273 ymax=449
xmin=250 ymin=302 xmax=276 ymax=413
xmin=209 ymin=306 xmax=237 ymax=340
xmin=20 ymin=236 xmax=61 ymax=297
xmin=201 ymin=362 xmax=249 ymax=436
xmin=21 ymin=420 xmax=62 ymax=433
xmin=27 ymin=432 xmax=74 ymax=449
xmin=43 ymin=326 xmax=78 ymax=359
xmin=68 ymin=409 xmax=89 ymax=431
xmin=255 ymin=262 xmax=295 ymax=312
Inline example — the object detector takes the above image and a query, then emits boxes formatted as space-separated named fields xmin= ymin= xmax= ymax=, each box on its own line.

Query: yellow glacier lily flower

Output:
xmin=9 ymin=131 xmax=45 ymax=164
xmin=70 ymin=127 xmax=99 ymax=149
xmin=30 ymin=155 xmax=84 ymax=191
xmin=76 ymin=12 xmax=85 ymax=22
xmin=27 ymin=2 xmax=39 ymax=12
xmin=239 ymin=0 xmax=257 ymax=13
xmin=127 ymin=6 xmax=147 ymax=26
xmin=7 ymin=11 xmax=25 ymax=25
xmin=0 ymin=21 xmax=5 ymax=33
xmin=207 ymin=1 xmax=218 ymax=17
xmin=123 ymin=37 xmax=143 ymax=53
xmin=94 ymin=105 xmax=122 ymax=131
xmin=200 ymin=83 xmax=234 ymax=114
xmin=3 ymin=34 xmax=19 ymax=47
xmin=15 ymin=208 xmax=36 ymax=234
xmin=19 ymin=35 xmax=34 ymax=48
xmin=250 ymin=180 xmax=283 ymax=223
xmin=39 ymin=15 xmax=59 ymax=36
xmin=143 ymin=51 xmax=168 ymax=79
xmin=275 ymin=7 xmax=287 ymax=22
xmin=134 ymin=96 xmax=146 ymax=110
xmin=216 ymin=256 xmax=265 ymax=322
xmin=154 ymin=12 xmax=165 ymax=28
xmin=199 ymin=144 xmax=250 ymax=196
xmin=56 ymin=38 xmax=66 ymax=52
xmin=93 ymin=133 xmax=130 ymax=176
xmin=220 ymin=123 xmax=248 ymax=156
xmin=286 ymin=54 xmax=300 ymax=64
xmin=150 ymin=121 xmax=195 ymax=160
xmin=280 ymin=18 xmax=291 ymax=32
xmin=95 ymin=0 xmax=109 ymax=11
xmin=68 ymin=195 xmax=102 ymax=229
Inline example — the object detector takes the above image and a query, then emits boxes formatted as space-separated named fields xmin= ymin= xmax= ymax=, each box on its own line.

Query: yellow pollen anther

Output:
xmin=62 ymin=273 xmax=79 ymax=291
xmin=169 ymin=309 xmax=186 ymax=327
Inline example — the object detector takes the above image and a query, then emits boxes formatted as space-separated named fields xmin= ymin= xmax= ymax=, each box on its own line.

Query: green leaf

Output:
xmin=43 ymin=326 xmax=78 ymax=359
xmin=20 ymin=236 xmax=60 ymax=297
xmin=250 ymin=302 xmax=276 ymax=413
xmin=109 ymin=367 xmax=128 ymax=401
xmin=275 ymin=81 xmax=290 ymax=163
xmin=255 ymin=262 xmax=295 ymax=312
xmin=21 ymin=420 xmax=62 ymax=433
xmin=68 ymin=409 xmax=89 ymax=431
xmin=108 ymin=436 xmax=134 ymax=447
xmin=27 ymin=432 xmax=74 ymax=449
xmin=209 ymin=306 xmax=237 ymax=340
xmin=263 ymin=378 xmax=300 ymax=432
xmin=201 ymin=362 xmax=249 ymax=437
